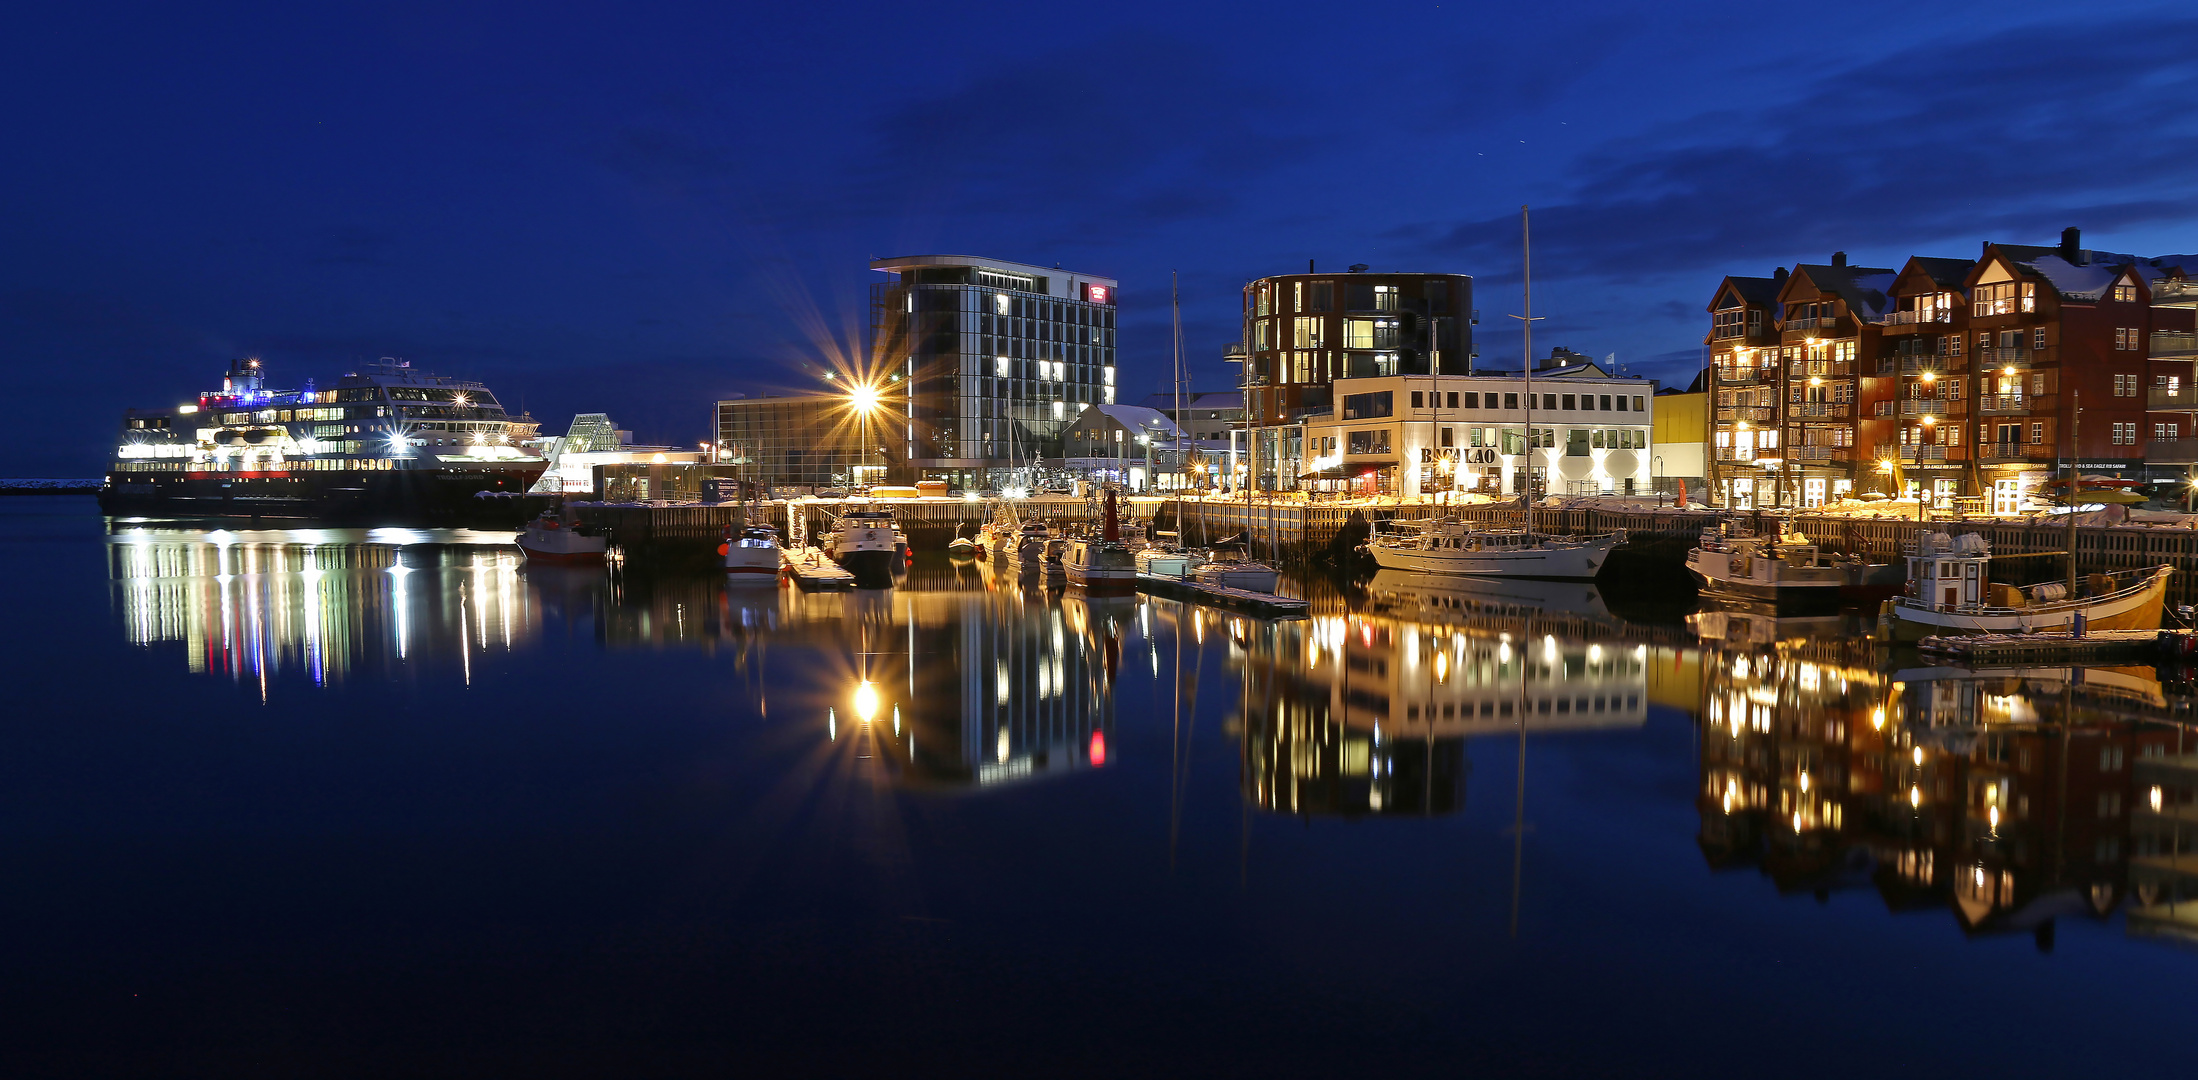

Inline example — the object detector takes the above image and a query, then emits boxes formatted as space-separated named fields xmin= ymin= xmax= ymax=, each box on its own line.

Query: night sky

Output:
xmin=8 ymin=2 xmax=2198 ymax=476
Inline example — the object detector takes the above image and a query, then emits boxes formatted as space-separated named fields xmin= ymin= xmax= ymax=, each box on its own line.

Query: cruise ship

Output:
xmin=100 ymin=358 xmax=547 ymax=520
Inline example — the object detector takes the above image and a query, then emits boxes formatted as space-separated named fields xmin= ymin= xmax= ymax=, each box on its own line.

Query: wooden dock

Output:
xmin=1135 ymin=573 xmax=1310 ymax=618
xmin=783 ymin=549 xmax=855 ymax=590
xmin=1916 ymin=629 xmax=2170 ymax=664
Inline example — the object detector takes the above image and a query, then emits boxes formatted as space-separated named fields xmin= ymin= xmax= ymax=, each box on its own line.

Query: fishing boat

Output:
xmin=516 ymin=505 xmax=606 ymax=564
xmin=1687 ymin=525 xmax=1903 ymax=611
xmin=829 ymin=506 xmax=901 ymax=588
xmin=1365 ymin=519 xmax=1620 ymax=580
xmin=1008 ymin=521 xmax=1052 ymax=571
xmin=723 ymin=523 xmax=783 ymax=582
xmin=1879 ymin=530 xmax=2172 ymax=641
xmin=1064 ymin=491 xmax=1139 ymax=593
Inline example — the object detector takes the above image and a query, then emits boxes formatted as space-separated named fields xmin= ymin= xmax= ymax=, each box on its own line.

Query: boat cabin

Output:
xmin=1906 ymin=531 xmax=1989 ymax=610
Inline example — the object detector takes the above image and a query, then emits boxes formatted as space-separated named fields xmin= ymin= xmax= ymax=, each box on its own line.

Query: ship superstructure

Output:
xmin=101 ymin=358 xmax=546 ymax=520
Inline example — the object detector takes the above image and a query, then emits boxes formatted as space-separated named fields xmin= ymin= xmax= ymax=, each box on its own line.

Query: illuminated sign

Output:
xmin=1084 ymin=283 xmax=1113 ymax=305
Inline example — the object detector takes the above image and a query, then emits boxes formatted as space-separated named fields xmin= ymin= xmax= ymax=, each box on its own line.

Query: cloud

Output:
xmin=1402 ymin=17 xmax=2198 ymax=279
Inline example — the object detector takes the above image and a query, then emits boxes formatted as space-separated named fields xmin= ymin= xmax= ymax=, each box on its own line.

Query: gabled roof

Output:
xmin=1978 ymin=241 xmax=2198 ymax=302
xmin=1708 ymin=275 xmax=1782 ymax=312
xmin=1073 ymin=403 xmax=1186 ymax=438
xmin=1893 ymin=256 xmax=1974 ymax=293
xmin=1784 ymin=264 xmax=1897 ymax=318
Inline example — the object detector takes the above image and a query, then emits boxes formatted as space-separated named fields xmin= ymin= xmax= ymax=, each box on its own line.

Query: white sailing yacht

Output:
xmin=1362 ymin=206 xmax=1620 ymax=581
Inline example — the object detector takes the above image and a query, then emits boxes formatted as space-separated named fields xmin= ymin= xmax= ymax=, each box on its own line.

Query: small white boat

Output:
xmin=1194 ymin=560 xmax=1280 ymax=592
xmin=1881 ymin=530 xmax=2172 ymax=641
xmin=1136 ymin=547 xmax=1207 ymax=580
xmin=1364 ymin=520 xmax=1619 ymax=580
xmin=724 ymin=524 xmax=783 ymax=582
xmin=516 ymin=506 xmax=607 ymax=564
xmin=947 ymin=523 xmax=979 ymax=559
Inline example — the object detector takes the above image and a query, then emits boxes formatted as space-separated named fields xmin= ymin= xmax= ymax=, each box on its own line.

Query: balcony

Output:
xmin=2150 ymin=387 xmax=2198 ymax=411
xmin=1890 ymin=353 xmax=1953 ymax=374
xmin=1899 ymin=398 xmax=1965 ymax=418
xmin=1976 ymin=443 xmax=2052 ymax=462
xmin=1716 ymin=406 xmax=1775 ymax=423
xmin=1978 ymin=395 xmax=2030 ymax=414
xmin=1784 ymin=316 xmax=1840 ymax=334
xmin=2150 ymin=439 xmax=2198 ymax=464
xmin=1875 ymin=443 xmax=1948 ymax=462
xmin=2153 ymin=331 xmax=2198 ymax=359
xmin=1790 ymin=446 xmax=1848 ymax=462
xmin=1976 ymin=346 xmax=2032 ymax=366
xmin=1873 ymin=309 xmax=1954 ymax=328
xmin=1790 ymin=402 xmax=1851 ymax=419
xmin=2152 ymin=280 xmax=2198 ymax=309
xmin=1714 ymin=448 xmax=1761 ymax=463
xmin=1717 ymin=367 xmax=1762 ymax=385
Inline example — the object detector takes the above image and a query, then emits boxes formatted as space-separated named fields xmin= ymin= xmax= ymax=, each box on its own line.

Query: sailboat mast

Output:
xmin=1173 ymin=271 xmax=1185 ymax=488
xmin=1520 ymin=206 xmax=1535 ymax=512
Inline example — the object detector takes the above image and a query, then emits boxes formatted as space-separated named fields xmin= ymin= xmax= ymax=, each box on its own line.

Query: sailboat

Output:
xmin=1362 ymin=206 xmax=1621 ymax=580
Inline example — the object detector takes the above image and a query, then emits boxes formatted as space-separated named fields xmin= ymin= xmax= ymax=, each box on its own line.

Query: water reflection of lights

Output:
xmin=108 ymin=528 xmax=537 ymax=687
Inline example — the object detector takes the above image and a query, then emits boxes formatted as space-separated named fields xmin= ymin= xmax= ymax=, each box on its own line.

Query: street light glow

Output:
xmin=850 ymin=384 xmax=880 ymax=413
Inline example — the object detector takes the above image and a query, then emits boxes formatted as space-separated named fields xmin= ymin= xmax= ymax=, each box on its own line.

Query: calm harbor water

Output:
xmin=2 ymin=496 xmax=2191 ymax=1075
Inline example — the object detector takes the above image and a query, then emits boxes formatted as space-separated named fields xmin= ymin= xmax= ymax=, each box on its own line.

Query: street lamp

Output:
xmin=846 ymin=382 xmax=883 ymax=487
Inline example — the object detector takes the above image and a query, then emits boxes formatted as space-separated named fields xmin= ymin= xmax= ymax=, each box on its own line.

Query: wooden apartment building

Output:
xmin=1706 ymin=230 xmax=2198 ymax=511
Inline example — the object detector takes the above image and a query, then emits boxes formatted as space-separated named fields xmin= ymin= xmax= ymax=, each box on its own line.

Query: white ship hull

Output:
xmin=1368 ymin=532 xmax=1617 ymax=579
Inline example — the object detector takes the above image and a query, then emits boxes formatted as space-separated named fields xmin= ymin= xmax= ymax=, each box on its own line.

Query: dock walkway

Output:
xmin=1916 ymin=629 xmax=2172 ymax=664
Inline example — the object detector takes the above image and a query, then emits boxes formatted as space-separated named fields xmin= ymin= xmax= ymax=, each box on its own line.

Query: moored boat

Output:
xmin=948 ymin=523 xmax=979 ymax=559
xmin=1193 ymin=559 xmax=1280 ymax=593
xmin=1065 ymin=490 xmax=1139 ymax=593
xmin=101 ymin=357 xmax=545 ymax=521
xmin=724 ymin=524 xmax=783 ymax=581
xmin=517 ymin=506 xmax=607 ymax=564
xmin=1364 ymin=520 xmax=1620 ymax=580
xmin=1881 ymin=530 xmax=2172 ymax=641
xmin=830 ymin=507 xmax=901 ymax=588
xmin=1686 ymin=525 xmax=1902 ymax=612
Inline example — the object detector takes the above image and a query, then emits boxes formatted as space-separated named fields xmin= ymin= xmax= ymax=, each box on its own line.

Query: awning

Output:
xmin=1299 ymin=459 xmax=1397 ymax=480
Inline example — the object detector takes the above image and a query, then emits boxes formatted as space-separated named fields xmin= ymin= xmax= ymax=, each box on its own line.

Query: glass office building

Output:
xmin=870 ymin=255 xmax=1119 ymax=487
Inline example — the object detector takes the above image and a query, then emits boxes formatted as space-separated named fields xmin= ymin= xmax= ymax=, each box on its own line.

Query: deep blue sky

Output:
xmin=7 ymin=2 xmax=2198 ymax=475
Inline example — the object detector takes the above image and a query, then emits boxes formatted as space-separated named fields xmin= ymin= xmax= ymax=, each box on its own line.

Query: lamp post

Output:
xmin=848 ymin=382 xmax=881 ymax=489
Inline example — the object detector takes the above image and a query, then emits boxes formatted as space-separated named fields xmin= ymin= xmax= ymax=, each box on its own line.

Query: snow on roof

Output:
xmin=1076 ymin=403 xmax=1187 ymax=437
xmin=1793 ymin=264 xmax=1897 ymax=318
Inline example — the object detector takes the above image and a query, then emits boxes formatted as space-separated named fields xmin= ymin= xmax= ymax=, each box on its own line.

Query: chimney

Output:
xmin=1308 ymin=259 xmax=1315 ymax=274
xmin=1832 ymin=251 xmax=1847 ymax=268
xmin=1773 ymin=267 xmax=1788 ymax=284
xmin=2060 ymin=227 xmax=2082 ymax=264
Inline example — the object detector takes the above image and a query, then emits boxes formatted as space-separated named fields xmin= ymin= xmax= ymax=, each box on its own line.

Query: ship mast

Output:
xmin=1508 ymin=206 xmax=1544 ymax=519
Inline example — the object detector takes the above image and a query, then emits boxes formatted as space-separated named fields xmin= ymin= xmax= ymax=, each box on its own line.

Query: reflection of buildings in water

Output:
xmin=1235 ymin=608 xmax=1654 ymax=817
xmin=109 ymin=528 xmax=533 ymax=686
xmin=847 ymin=585 xmax=1115 ymax=790
xmin=1696 ymin=622 xmax=2198 ymax=948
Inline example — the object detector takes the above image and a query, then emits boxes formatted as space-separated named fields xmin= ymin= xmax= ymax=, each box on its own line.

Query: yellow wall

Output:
xmin=1652 ymin=390 xmax=1707 ymax=444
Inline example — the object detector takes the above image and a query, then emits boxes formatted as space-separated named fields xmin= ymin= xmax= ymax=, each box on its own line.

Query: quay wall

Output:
xmin=575 ymin=497 xmax=2198 ymax=605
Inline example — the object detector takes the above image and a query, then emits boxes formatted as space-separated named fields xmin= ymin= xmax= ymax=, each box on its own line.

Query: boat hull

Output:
xmin=1368 ymin=533 xmax=1617 ymax=580
xmin=100 ymin=463 xmax=545 ymax=524
xmin=1888 ymin=566 xmax=2172 ymax=641
xmin=837 ymin=547 xmax=898 ymax=588
xmin=725 ymin=548 xmax=782 ymax=581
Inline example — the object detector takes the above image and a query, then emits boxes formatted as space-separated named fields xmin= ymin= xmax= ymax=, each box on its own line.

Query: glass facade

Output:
xmin=870 ymin=257 xmax=1118 ymax=481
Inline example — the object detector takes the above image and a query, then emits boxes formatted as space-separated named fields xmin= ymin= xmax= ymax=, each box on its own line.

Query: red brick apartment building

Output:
xmin=1706 ymin=229 xmax=2198 ymax=512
